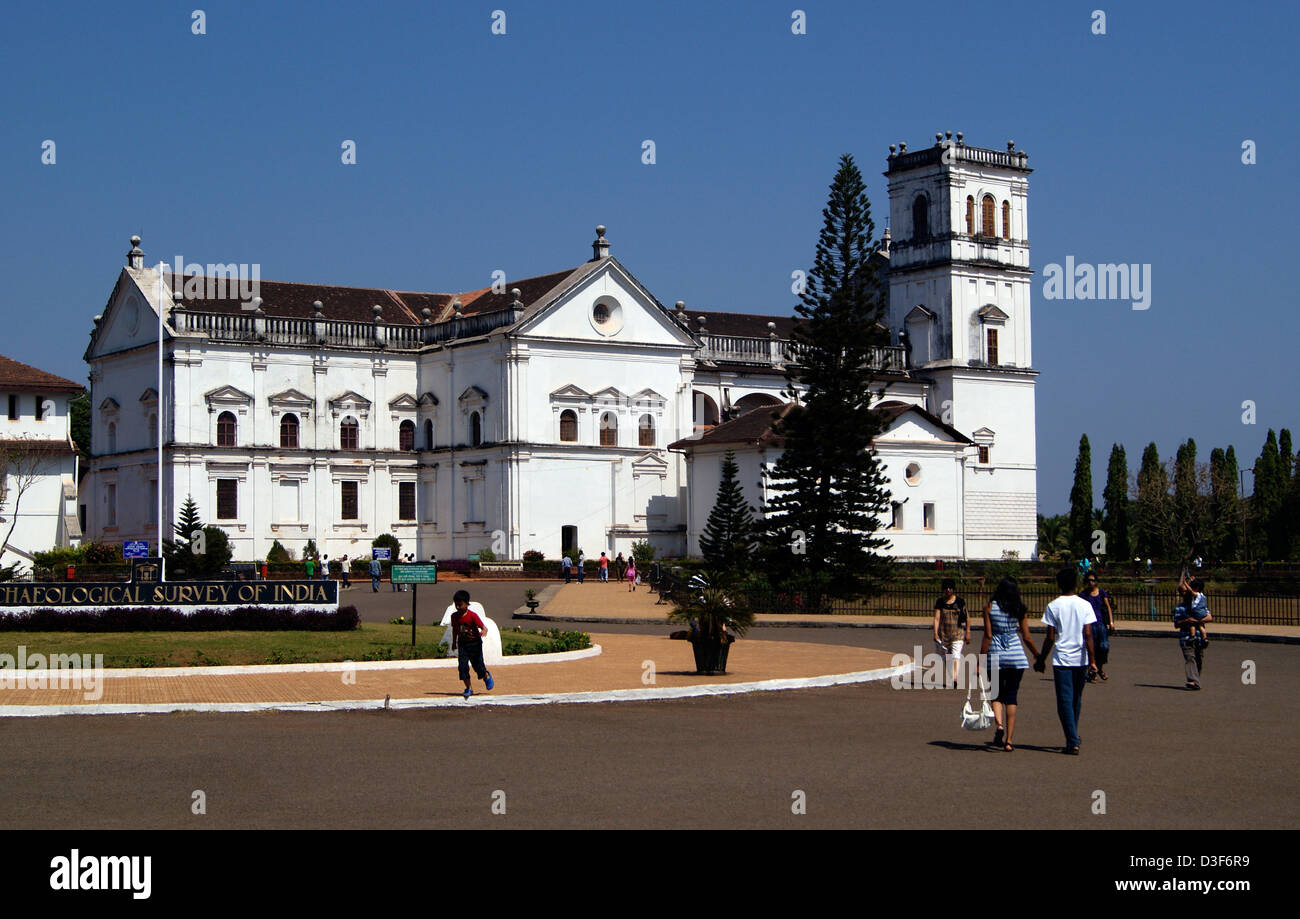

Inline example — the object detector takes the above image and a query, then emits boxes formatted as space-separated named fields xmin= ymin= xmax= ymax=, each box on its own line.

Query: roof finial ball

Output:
xmin=313 ymin=300 xmax=324 ymax=318
xmin=510 ymin=288 xmax=522 ymax=305
xmin=251 ymin=296 xmax=264 ymax=314
xmin=372 ymin=304 xmax=384 ymax=322
xmin=592 ymin=225 xmax=610 ymax=260
xmin=127 ymin=235 xmax=145 ymax=269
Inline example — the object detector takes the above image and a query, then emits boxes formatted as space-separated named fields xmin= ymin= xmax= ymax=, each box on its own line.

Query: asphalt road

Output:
xmin=1 ymin=616 xmax=1294 ymax=829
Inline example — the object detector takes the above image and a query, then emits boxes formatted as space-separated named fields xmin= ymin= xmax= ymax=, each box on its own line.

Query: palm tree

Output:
xmin=1037 ymin=514 xmax=1068 ymax=560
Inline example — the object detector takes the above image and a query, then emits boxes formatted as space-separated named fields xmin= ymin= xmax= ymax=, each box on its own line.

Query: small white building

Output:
xmin=0 ymin=355 xmax=83 ymax=571
xmin=79 ymin=137 xmax=1039 ymax=563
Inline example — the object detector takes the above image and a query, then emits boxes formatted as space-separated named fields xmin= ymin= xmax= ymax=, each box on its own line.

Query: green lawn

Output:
xmin=0 ymin=624 xmax=586 ymax=668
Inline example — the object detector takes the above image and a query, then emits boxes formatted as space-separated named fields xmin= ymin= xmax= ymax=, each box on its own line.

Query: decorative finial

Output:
xmin=1007 ymin=140 xmax=1015 ymax=151
xmin=313 ymin=300 xmax=324 ymax=317
xmin=675 ymin=300 xmax=685 ymax=312
xmin=945 ymin=131 xmax=952 ymax=140
xmin=251 ymin=296 xmax=264 ymax=314
xmin=935 ymin=132 xmax=943 ymax=143
xmin=592 ymin=225 xmax=610 ymax=260
xmin=510 ymin=288 xmax=522 ymax=306
xmin=372 ymin=304 xmax=383 ymax=321
xmin=126 ymin=235 xmax=145 ymax=269
xmin=888 ymin=144 xmax=896 ymax=155
xmin=956 ymin=131 xmax=963 ymax=143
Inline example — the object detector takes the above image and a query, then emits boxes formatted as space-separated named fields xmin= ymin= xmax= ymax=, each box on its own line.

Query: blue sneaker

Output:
xmin=485 ymin=672 xmax=494 ymax=691
xmin=463 ymin=687 xmax=473 ymax=700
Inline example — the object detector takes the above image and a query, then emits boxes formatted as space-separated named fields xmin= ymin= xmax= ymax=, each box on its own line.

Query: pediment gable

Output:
xmin=514 ymin=258 xmax=696 ymax=349
xmin=138 ymin=387 xmax=158 ymax=404
xmin=971 ymin=426 xmax=996 ymax=443
xmin=98 ymin=397 xmax=120 ymax=414
xmin=459 ymin=386 xmax=488 ymax=404
xmin=85 ymin=269 xmax=176 ymax=362
xmin=905 ymin=305 xmax=935 ymax=322
xmin=631 ymin=451 xmax=669 ymax=478
xmin=204 ymin=385 xmax=253 ymax=405
xmin=631 ymin=388 xmax=667 ymax=405
xmin=388 ymin=393 xmax=420 ymax=410
xmin=328 ymin=390 xmax=371 ymax=408
xmin=418 ymin=391 xmax=440 ymax=407
xmin=268 ymin=388 xmax=313 ymax=407
xmin=977 ymin=305 xmax=1009 ymax=322
xmin=549 ymin=384 xmax=590 ymax=400
xmin=592 ymin=386 xmax=625 ymax=403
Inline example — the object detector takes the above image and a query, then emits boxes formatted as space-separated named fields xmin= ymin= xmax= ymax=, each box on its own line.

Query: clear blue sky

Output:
xmin=2 ymin=0 xmax=1296 ymax=514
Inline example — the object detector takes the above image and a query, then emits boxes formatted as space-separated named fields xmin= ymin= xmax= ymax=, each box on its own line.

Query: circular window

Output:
xmin=590 ymin=296 xmax=624 ymax=336
xmin=905 ymin=463 xmax=922 ymax=485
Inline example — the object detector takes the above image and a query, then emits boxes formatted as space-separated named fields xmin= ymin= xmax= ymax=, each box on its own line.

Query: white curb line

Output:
xmin=0 ymin=663 xmax=911 ymax=718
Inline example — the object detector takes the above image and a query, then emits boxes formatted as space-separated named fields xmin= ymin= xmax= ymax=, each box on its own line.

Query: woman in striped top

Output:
xmin=979 ymin=577 xmax=1040 ymax=752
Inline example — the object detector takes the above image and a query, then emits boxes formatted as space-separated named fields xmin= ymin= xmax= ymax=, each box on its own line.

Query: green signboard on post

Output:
xmin=390 ymin=564 xmax=438 ymax=584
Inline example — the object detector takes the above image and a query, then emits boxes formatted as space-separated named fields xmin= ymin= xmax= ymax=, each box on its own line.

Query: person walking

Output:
xmin=1034 ymin=569 xmax=1099 ymax=755
xmin=304 ymin=555 xmax=316 ymax=580
xmin=1174 ymin=575 xmax=1212 ymax=690
xmin=625 ymin=557 xmax=637 ymax=591
xmin=321 ymin=554 xmax=330 ymax=582
xmin=931 ymin=578 xmax=969 ymax=689
xmin=339 ymin=555 xmax=351 ymax=589
xmin=1079 ymin=572 xmax=1115 ymax=681
xmin=599 ymin=552 xmax=609 ymax=583
xmin=615 ymin=552 xmax=627 ymax=583
xmin=980 ymin=577 xmax=1040 ymax=752
xmin=449 ymin=589 xmax=494 ymax=700
xmin=576 ymin=550 xmax=586 ymax=584
xmin=561 ymin=553 xmax=573 ymax=584
xmin=369 ymin=555 xmax=382 ymax=592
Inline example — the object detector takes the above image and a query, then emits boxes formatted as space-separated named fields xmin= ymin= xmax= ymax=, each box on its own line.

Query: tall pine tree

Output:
xmin=1102 ymin=443 xmax=1130 ymax=561
xmin=1135 ymin=442 xmax=1170 ymax=559
xmin=762 ymin=154 xmax=893 ymax=599
xmin=1068 ymin=434 xmax=1093 ymax=558
xmin=699 ymin=450 xmax=757 ymax=579
xmin=1173 ymin=438 xmax=1200 ymax=560
xmin=1209 ymin=447 xmax=1239 ymax=561
xmin=1253 ymin=429 xmax=1286 ymax=560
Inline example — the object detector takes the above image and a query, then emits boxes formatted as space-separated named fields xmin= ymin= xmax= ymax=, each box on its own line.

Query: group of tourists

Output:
xmin=561 ymin=551 xmax=640 ymax=589
xmin=933 ymin=567 xmax=1212 ymax=754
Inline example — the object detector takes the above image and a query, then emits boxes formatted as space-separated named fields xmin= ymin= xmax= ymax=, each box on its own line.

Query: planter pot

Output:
xmin=525 ymin=601 xmax=539 ymax=612
xmin=689 ymin=637 xmax=731 ymax=675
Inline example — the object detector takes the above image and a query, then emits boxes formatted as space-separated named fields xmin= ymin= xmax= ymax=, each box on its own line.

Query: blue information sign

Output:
xmin=123 ymin=541 xmax=149 ymax=559
xmin=372 ymin=548 xmax=391 ymax=560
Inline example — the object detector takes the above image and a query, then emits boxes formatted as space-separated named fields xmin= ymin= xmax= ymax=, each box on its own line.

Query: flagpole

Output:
xmin=156 ymin=262 xmax=165 ymax=573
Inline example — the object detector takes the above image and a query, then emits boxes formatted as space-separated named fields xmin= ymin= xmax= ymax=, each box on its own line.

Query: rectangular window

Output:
xmin=341 ymin=481 xmax=359 ymax=520
xmin=279 ymin=480 xmax=300 ymax=522
xmin=891 ymin=503 xmax=903 ymax=530
xmin=7 ymin=394 xmax=17 ymax=420
xmin=216 ymin=479 xmax=238 ymax=520
xmin=35 ymin=396 xmax=48 ymax=421
xmin=986 ymin=328 xmax=999 ymax=366
xmin=978 ymin=445 xmax=990 ymax=464
xmin=106 ymin=484 xmax=117 ymax=527
xmin=923 ymin=503 xmax=935 ymax=530
xmin=399 ymin=482 xmax=416 ymax=520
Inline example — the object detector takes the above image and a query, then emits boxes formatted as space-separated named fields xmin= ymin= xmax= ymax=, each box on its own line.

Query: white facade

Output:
xmin=0 ymin=359 xmax=82 ymax=571
xmin=81 ymin=138 xmax=1039 ymax=565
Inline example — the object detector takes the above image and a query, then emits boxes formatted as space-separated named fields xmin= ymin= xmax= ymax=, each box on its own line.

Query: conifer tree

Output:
xmin=1253 ymin=429 xmax=1286 ymax=559
xmin=1101 ymin=444 xmax=1130 ymax=561
xmin=1209 ymin=447 xmax=1239 ymax=561
xmin=699 ymin=450 xmax=756 ymax=579
xmin=1068 ymin=435 xmax=1093 ymax=557
xmin=1135 ymin=442 xmax=1169 ymax=559
xmin=762 ymin=153 xmax=893 ymax=600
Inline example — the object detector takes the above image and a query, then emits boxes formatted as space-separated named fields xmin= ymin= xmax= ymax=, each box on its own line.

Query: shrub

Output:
xmin=267 ymin=540 xmax=291 ymax=564
xmin=477 ymin=546 xmax=497 ymax=562
xmin=33 ymin=546 xmax=84 ymax=567
xmin=631 ymin=540 xmax=656 ymax=568
xmin=82 ymin=542 xmax=122 ymax=565
xmin=372 ymin=533 xmax=401 ymax=559
xmin=523 ymin=550 xmax=546 ymax=563
xmin=302 ymin=539 xmax=319 ymax=560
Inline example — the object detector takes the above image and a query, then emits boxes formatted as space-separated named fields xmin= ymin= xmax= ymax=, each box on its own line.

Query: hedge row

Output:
xmin=0 ymin=606 xmax=360 ymax=632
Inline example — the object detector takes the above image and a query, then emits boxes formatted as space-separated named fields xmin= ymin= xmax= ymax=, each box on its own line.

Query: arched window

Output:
xmin=912 ymin=194 xmax=929 ymax=240
xmin=399 ymin=420 xmax=415 ymax=451
xmin=423 ymin=419 xmax=434 ymax=450
xmin=107 ymin=422 xmax=116 ymax=453
xmin=470 ymin=412 xmax=482 ymax=447
xmin=560 ymin=410 xmax=578 ymax=443
xmin=638 ymin=414 xmax=655 ymax=447
xmin=148 ymin=413 xmax=157 ymax=446
xmin=1001 ymin=200 xmax=1011 ymax=239
xmin=340 ymin=416 xmax=359 ymax=450
xmin=599 ymin=412 xmax=618 ymax=447
xmin=965 ymin=196 xmax=975 ymax=235
xmin=981 ymin=195 xmax=996 ymax=237
xmin=280 ymin=413 xmax=299 ymax=448
xmin=217 ymin=411 xmax=236 ymax=447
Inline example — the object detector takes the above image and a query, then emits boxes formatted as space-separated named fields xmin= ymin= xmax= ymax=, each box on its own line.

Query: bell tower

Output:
xmin=883 ymin=133 xmax=1038 ymax=559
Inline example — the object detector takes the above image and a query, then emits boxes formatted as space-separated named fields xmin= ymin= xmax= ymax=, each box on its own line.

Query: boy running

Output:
xmin=450 ymin=589 xmax=494 ymax=699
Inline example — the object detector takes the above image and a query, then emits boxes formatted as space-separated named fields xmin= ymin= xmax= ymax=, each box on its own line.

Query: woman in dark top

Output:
xmin=1079 ymin=573 xmax=1114 ymax=681
xmin=932 ymin=578 xmax=969 ymax=689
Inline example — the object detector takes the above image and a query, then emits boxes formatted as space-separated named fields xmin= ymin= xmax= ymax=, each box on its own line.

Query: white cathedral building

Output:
xmin=79 ymin=137 xmax=1038 ymax=563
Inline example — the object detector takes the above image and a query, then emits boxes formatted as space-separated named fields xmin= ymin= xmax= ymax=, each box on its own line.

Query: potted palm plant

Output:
xmin=668 ymin=573 xmax=754 ymax=674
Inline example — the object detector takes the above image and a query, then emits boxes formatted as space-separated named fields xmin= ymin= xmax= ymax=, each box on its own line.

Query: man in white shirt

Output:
xmin=1033 ymin=568 xmax=1099 ymax=755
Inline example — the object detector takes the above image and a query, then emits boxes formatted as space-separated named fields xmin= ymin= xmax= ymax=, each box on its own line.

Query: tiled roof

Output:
xmin=0 ymin=355 xmax=84 ymax=393
xmin=668 ymin=402 xmax=795 ymax=450
xmin=685 ymin=311 xmax=797 ymax=339
xmin=0 ymin=438 xmax=76 ymax=455
xmin=168 ymin=266 xmax=586 ymax=326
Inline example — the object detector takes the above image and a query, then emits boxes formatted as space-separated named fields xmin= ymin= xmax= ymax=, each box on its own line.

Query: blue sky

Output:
xmin=2 ymin=0 xmax=1296 ymax=514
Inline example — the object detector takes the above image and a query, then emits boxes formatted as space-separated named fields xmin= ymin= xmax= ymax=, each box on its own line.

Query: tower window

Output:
xmin=638 ymin=414 xmax=655 ymax=447
xmin=216 ymin=479 xmax=238 ymax=520
xmin=599 ymin=412 xmax=618 ymax=447
xmin=891 ymin=503 xmax=904 ymax=530
xmin=280 ymin=413 xmax=299 ymax=449
xmin=470 ymin=411 xmax=482 ymax=446
xmin=912 ymin=194 xmax=929 ymax=240
xmin=981 ymin=195 xmax=996 ymax=237
xmin=6 ymin=394 xmax=16 ymax=420
xmin=560 ymin=410 xmax=577 ymax=443
xmin=399 ymin=481 xmax=416 ymax=520
xmin=978 ymin=446 xmax=991 ymax=464
xmin=965 ymin=197 xmax=974 ymax=235
xmin=217 ymin=411 xmax=236 ymax=447
xmin=340 ymin=417 xmax=359 ymax=450
xmin=423 ymin=419 xmax=434 ymax=450
xmin=399 ymin=419 xmax=415 ymax=451
xmin=923 ymin=503 xmax=935 ymax=530
xmin=148 ymin=413 xmax=157 ymax=446
xmin=1002 ymin=200 xmax=1011 ymax=239
xmin=34 ymin=397 xmax=47 ymax=421
xmin=986 ymin=328 xmax=999 ymax=365
xmin=341 ymin=481 xmax=358 ymax=519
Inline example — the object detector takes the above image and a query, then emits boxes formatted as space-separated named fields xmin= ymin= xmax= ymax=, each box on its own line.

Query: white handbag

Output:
xmin=961 ymin=681 xmax=995 ymax=731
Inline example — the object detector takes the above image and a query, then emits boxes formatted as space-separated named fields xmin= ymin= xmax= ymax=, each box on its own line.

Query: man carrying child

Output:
xmin=1174 ymin=574 xmax=1211 ymax=691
